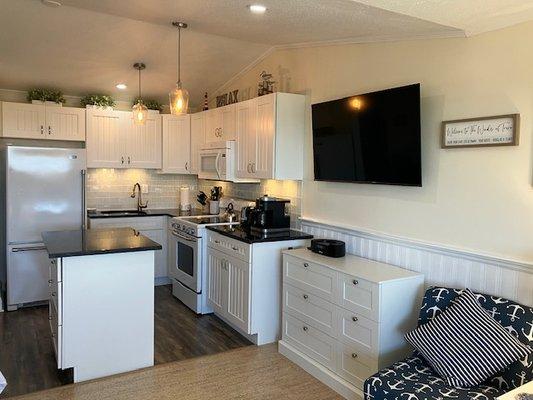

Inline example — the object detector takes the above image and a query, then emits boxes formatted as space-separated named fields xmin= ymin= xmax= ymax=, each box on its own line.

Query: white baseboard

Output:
xmin=300 ymin=218 xmax=533 ymax=307
xmin=278 ymin=340 xmax=363 ymax=400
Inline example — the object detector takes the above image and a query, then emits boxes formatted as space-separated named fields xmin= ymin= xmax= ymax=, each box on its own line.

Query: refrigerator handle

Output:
xmin=81 ymin=169 xmax=87 ymax=230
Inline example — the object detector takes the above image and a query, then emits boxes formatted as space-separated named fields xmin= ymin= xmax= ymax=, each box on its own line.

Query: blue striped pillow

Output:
xmin=404 ymin=289 xmax=532 ymax=388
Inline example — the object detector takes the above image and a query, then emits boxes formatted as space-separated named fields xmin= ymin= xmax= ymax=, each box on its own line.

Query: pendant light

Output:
xmin=169 ymin=21 xmax=189 ymax=115
xmin=132 ymin=62 xmax=148 ymax=126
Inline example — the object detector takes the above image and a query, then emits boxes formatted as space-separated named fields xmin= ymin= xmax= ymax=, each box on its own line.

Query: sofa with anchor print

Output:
xmin=364 ymin=286 xmax=533 ymax=400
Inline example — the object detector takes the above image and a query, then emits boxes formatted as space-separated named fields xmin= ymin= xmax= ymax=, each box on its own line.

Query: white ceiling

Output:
xmin=1 ymin=0 xmax=532 ymax=107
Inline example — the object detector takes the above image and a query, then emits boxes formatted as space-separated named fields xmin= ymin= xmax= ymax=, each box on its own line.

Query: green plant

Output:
xmin=80 ymin=94 xmax=116 ymax=108
xmin=27 ymin=88 xmax=66 ymax=104
xmin=133 ymin=98 xmax=163 ymax=111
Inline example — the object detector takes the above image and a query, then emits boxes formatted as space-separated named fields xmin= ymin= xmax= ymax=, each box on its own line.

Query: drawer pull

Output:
xmin=351 ymin=353 xmax=358 ymax=359
xmin=302 ymin=326 xmax=308 ymax=332
xmin=303 ymin=294 xmax=309 ymax=300
xmin=303 ymin=262 xmax=309 ymax=268
xmin=48 ymin=279 xmax=53 ymax=284
xmin=352 ymin=279 xmax=359 ymax=285
xmin=352 ymin=316 xmax=358 ymax=322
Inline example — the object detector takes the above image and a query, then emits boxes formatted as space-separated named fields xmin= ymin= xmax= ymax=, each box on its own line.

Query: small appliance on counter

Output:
xmin=244 ymin=195 xmax=291 ymax=237
xmin=309 ymin=238 xmax=346 ymax=258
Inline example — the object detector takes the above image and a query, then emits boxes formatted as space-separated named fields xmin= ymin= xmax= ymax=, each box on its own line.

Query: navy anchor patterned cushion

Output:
xmin=405 ymin=289 xmax=532 ymax=388
xmin=418 ymin=287 xmax=533 ymax=391
xmin=364 ymin=287 xmax=533 ymax=400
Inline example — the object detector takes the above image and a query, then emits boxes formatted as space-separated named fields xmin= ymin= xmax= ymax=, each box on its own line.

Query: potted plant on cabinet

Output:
xmin=133 ymin=98 xmax=162 ymax=113
xmin=27 ymin=88 xmax=66 ymax=106
xmin=80 ymin=94 xmax=116 ymax=110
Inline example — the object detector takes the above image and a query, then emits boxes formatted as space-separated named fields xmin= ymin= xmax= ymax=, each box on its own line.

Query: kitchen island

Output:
xmin=41 ymin=228 xmax=162 ymax=383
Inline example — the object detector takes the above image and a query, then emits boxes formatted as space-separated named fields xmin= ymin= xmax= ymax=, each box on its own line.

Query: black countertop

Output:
xmin=42 ymin=228 xmax=162 ymax=258
xmin=88 ymin=208 xmax=207 ymax=219
xmin=206 ymin=225 xmax=313 ymax=244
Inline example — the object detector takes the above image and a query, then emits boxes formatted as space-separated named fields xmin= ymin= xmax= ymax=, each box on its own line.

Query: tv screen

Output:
xmin=312 ymin=83 xmax=422 ymax=186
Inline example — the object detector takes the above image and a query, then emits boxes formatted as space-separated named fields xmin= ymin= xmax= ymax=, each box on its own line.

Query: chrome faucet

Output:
xmin=130 ymin=182 xmax=148 ymax=212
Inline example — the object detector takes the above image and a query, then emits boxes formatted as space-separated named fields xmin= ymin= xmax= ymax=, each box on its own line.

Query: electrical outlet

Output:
xmin=141 ymin=184 xmax=148 ymax=194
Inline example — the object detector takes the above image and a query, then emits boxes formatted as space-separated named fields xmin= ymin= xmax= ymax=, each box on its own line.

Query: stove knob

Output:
xmin=188 ymin=228 xmax=195 ymax=236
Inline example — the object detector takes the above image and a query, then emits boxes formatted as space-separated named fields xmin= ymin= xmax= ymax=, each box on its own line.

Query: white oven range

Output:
xmin=168 ymin=215 xmax=238 ymax=314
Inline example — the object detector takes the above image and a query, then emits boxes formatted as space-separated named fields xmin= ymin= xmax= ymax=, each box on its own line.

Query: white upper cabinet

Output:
xmin=204 ymin=104 xmax=236 ymax=143
xmin=46 ymin=106 xmax=86 ymax=141
xmin=86 ymin=109 xmax=161 ymax=169
xmin=236 ymin=93 xmax=305 ymax=181
xmin=1 ymin=102 xmax=85 ymax=141
xmin=235 ymin=98 xmax=257 ymax=179
xmin=86 ymin=108 xmax=124 ymax=168
xmin=190 ymin=112 xmax=205 ymax=174
xmin=161 ymin=114 xmax=191 ymax=174
xmin=125 ymin=111 xmax=162 ymax=169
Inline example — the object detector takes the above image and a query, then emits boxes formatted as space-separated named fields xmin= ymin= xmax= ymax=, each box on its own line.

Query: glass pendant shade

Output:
xmin=132 ymin=100 xmax=148 ymax=126
xmin=169 ymin=83 xmax=189 ymax=115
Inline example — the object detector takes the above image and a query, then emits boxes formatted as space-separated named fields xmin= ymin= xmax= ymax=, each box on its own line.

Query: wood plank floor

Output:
xmin=0 ymin=285 xmax=251 ymax=398
xmin=10 ymin=344 xmax=343 ymax=400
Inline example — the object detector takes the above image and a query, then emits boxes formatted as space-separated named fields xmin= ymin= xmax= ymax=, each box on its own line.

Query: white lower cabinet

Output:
xmin=207 ymin=247 xmax=251 ymax=332
xmin=279 ymin=248 xmax=424 ymax=400
xmin=48 ymin=251 xmax=155 ymax=383
xmin=206 ymin=231 xmax=309 ymax=345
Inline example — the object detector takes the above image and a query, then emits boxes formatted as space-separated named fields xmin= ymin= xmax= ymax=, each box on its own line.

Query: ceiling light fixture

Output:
xmin=132 ymin=63 xmax=148 ymax=126
xmin=169 ymin=21 xmax=189 ymax=115
xmin=116 ymin=83 xmax=127 ymax=90
xmin=248 ymin=4 xmax=267 ymax=14
xmin=41 ymin=0 xmax=62 ymax=7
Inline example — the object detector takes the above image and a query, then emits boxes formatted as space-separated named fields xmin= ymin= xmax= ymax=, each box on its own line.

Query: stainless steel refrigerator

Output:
xmin=2 ymin=146 xmax=86 ymax=311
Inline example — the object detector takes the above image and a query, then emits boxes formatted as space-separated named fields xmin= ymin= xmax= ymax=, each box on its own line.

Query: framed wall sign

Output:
xmin=441 ymin=114 xmax=520 ymax=148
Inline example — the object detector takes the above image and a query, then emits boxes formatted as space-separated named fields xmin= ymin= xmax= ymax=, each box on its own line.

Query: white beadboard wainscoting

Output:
xmin=300 ymin=218 xmax=533 ymax=307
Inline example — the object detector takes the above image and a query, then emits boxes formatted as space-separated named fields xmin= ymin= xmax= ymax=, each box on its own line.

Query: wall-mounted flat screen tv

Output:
xmin=312 ymin=83 xmax=422 ymax=186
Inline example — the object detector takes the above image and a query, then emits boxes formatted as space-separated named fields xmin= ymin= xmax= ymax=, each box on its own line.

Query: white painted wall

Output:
xmin=213 ymin=21 xmax=533 ymax=263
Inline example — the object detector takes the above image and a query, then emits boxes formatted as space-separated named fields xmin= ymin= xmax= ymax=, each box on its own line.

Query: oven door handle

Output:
xmin=171 ymin=230 xmax=198 ymax=243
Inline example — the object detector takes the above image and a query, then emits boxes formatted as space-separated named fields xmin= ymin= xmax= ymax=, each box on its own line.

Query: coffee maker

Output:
xmin=247 ymin=195 xmax=291 ymax=236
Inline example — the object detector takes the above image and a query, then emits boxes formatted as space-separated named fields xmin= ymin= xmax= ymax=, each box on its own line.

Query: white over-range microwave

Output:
xmin=198 ymin=141 xmax=258 ymax=183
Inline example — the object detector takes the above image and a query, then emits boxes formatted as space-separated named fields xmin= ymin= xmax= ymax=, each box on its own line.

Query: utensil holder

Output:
xmin=209 ymin=200 xmax=220 ymax=215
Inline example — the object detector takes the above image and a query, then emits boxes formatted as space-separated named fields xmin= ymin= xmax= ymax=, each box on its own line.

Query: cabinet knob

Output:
xmin=303 ymin=294 xmax=309 ymax=300
xmin=128 ymin=156 xmax=131 ymax=164
xmin=121 ymin=156 xmax=124 ymax=164
xmin=352 ymin=316 xmax=358 ymax=322
xmin=351 ymin=353 xmax=358 ymax=359
xmin=185 ymin=162 xmax=188 ymax=171
xmin=303 ymin=262 xmax=309 ymax=268
xmin=352 ymin=279 xmax=359 ymax=285
xmin=48 ymin=126 xmax=51 ymax=135
xmin=302 ymin=326 xmax=308 ymax=332
xmin=41 ymin=125 xmax=44 ymax=135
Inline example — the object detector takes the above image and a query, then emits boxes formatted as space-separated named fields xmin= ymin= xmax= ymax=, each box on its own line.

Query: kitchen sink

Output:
xmin=100 ymin=210 xmax=148 ymax=216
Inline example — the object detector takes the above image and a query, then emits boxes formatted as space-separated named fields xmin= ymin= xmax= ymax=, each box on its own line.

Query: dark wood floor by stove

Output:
xmin=0 ymin=285 xmax=252 ymax=398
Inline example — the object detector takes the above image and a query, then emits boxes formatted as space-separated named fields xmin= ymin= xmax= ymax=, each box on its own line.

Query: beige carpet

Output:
xmin=11 ymin=344 xmax=343 ymax=400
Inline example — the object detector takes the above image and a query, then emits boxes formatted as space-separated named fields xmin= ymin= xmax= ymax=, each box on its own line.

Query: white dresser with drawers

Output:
xmin=279 ymin=248 xmax=424 ymax=400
